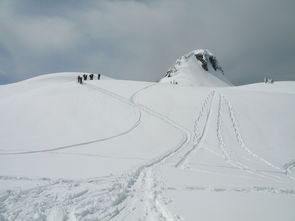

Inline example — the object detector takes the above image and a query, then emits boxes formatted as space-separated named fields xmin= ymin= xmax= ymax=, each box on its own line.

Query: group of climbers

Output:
xmin=77 ymin=74 xmax=101 ymax=84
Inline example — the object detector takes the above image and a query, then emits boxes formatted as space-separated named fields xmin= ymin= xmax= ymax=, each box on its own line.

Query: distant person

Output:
xmin=264 ymin=77 xmax=274 ymax=84
xmin=98 ymin=74 xmax=101 ymax=80
xmin=78 ymin=76 xmax=83 ymax=84
xmin=83 ymin=74 xmax=87 ymax=81
xmin=264 ymin=77 xmax=267 ymax=83
xmin=90 ymin=74 xmax=94 ymax=80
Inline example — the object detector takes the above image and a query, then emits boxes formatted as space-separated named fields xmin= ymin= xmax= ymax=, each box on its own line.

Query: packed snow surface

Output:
xmin=0 ymin=72 xmax=295 ymax=221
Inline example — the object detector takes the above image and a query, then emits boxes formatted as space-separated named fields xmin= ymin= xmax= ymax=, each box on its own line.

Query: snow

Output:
xmin=238 ymin=81 xmax=295 ymax=94
xmin=160 ymin=49 xmax=232 ymax=87
xmin=0 ymin=72 xmax=295 ymax=221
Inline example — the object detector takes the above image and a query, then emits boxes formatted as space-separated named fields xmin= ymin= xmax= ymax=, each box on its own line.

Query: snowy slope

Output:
xmin=160 ymin=49 xmax=232 ymax=87
xmin=0 ymin=73 xmax=295 ymax=221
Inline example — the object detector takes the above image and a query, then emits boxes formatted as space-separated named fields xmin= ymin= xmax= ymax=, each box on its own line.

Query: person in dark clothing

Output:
xmin=89 ymin=74 xmax=94 ymax=80
xmin=97 ymin=74 xmax=101 ymax=80
xmin=83 ymin=74 xmax=87 ymax=81
xmin=77 ymin=76 xmax=83 ymax=84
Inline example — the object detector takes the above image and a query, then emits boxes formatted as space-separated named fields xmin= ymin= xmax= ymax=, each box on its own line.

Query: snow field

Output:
xmin=0 ymin=73 xmax=295 ymax=220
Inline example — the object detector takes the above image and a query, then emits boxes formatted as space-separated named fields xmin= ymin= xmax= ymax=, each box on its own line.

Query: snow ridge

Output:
xmin=159 ymin=49 xmax=230 ymax=87
xmin=166 ymin=49 xmax=224 ymax=78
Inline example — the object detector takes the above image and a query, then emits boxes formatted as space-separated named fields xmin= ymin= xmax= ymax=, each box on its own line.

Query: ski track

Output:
xmin=72 ymin=82 xmax=190 ymax=220
xmin=46 ymin=151 xmax=149 ymax=161
xmin=214 ymin=93 xmax=293 ymax=183
xmin=140 ymin=169 xmax=175 ymax=221
xmin=87 ymin=82 xmax=192 ymax=169
xmin=79 ymin=82 xmax=193 ymax=220
xmin=175 ymin=90 xmax=215 ymax=168
xmin=284 ymin=160 xmax=295 ymax=181
xmin=1 ymin=83 xmax=192 ymax=221
xmin=216 ymin=94 xmax=282 ymax=182
xmin=0 ymin=175 xmax=123 ymax=221
xmin=177 ymin=90 xmax=286 ymax=185
xmin=222 ymin=94 xmax=283 ymax=171
xmin=1 ymin=84 xmax=295 ymax=221
xmin=0 ymin=123 xmax=141 ymax=155
xmin=129 ymin=82 xmax=192 ymax=168
xmin=0 ymin=83 xmax=143 ymax=155
xmin=222 ymin=94 xmax=291 ymax=182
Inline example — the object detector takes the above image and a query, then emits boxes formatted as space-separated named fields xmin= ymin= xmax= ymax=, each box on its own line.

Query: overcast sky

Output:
xmin=0 ymin=0 xmax=294 ymax=85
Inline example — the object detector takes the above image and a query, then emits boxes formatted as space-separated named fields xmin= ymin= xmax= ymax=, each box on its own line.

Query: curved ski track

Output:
xmin=0 ymin=83 xmax=143 ymax=155
xmin=87 ymin=82 xmax=192 ymax=220
xmin=0 ymin=82 xmax=192 ymax=221
xmin=1 ymin=84 xmax=295 ymax=221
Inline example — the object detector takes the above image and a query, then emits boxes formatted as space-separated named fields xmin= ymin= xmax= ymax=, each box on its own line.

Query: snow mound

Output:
xmin=160 ymin=49 xmax=232 ymax=87
xmin=1 ymin=72 xmax=295 ymax=221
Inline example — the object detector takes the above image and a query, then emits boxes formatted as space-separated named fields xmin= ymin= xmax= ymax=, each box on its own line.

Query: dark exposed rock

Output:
xmin=195 ymin=52 xmax=223 ymax=74
xmin=195 ymin=54 xmax=208 ymax=71
xmin=209 ymin=56 xmax=217 ymax=71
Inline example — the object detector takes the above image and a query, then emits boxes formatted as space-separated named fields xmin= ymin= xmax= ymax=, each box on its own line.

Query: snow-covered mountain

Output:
xmin=160 ymin=49 xmax=232 ymax=87
xmin=0 ymin=72 xmax=295 ymax=221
